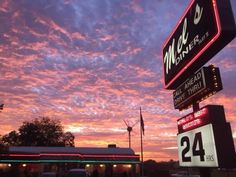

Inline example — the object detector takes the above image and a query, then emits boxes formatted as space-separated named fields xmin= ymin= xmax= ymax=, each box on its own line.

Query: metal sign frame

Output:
xmin=162 ymin=0 xmax=236 ymax=89
xmin=173 ymin=65 xmax=222 ymax=110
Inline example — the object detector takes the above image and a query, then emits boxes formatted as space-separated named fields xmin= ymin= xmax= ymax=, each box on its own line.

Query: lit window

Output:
xmin=123 ymin=164 xmax=132 ymax=168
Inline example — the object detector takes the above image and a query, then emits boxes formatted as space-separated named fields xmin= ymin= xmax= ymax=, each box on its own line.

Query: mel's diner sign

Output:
xmin=162 ymin=0 xmax=236 ymax=89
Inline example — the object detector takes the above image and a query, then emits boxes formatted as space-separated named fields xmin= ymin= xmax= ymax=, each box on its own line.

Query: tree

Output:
xmin=1 ymin=117 xmax=75 ymax=147
xmin=1 ymin=131 xmax=20 ymax=146
xmin=61 ymin=131 xmax=75 ymax=147
xmin=0 ymin=135 xmax=8 ymax=152
xmin=0 ymin=135 xmax=5 ymax=151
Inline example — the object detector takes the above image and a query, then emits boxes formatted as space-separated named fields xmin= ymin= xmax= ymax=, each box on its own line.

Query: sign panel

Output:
xmin=177 ymin=124 xmax=218 ymax=167
xmin=173 ymin=65 xmax=222 ymax=110
xmin=177 ymin=105 xmax=225 ymax=134
xmin=162 ymin=0 xmax=236 ymax=89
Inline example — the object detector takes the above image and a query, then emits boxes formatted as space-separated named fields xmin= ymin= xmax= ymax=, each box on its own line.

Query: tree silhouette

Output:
xmin=0 ymin=135 xmax=6 ymax=152
xmin=62 ymin=131 xmax=75 ymax=147
xmin=1 ymin=131 xmax=20 ymax=146
xmin=1 ymin=117 xmax=75 ymax=147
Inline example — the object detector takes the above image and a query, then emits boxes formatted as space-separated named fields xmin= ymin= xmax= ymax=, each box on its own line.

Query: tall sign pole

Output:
xmin=192 ymin=103 xmax=211 ymax=177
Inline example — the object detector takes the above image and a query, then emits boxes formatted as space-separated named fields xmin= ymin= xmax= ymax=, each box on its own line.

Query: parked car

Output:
xmin=39 ymin=172 xmax=57 ymax=177
xmin=67 ymin=169 xmax=87 ymax=177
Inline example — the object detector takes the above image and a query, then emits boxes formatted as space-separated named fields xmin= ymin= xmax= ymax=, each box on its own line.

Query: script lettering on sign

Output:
xmin=162 ymin=0 xmax=236 ymax=89
xmin=164 ymin=5 xmax=203 ymax=75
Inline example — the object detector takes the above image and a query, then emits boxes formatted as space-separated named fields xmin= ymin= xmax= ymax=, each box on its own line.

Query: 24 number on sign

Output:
xmin=177 ymin=124 xmax=218 ymax=167
xmin=181 ymin=132 xmax=205 ymax=162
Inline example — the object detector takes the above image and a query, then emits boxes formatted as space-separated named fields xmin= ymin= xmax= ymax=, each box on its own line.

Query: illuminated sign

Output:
xmin=177 ymin=122 xmax=236 ymax=168
xmin=177 ymin=105 xmax=225 ymax=134
xmin=177 ymin=124 xmax=218 ymax=167
xmin=162 ymin=0 xmax=236 ymax=89
xmin=173 ymin=65 xmax=222 ymax=110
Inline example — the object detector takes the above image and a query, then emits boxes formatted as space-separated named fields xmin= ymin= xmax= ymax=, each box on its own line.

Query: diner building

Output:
xmin=0 ymin=145 xmax=140 ymax=177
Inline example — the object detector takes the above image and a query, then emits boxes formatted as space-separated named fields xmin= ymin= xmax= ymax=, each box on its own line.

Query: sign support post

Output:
xmin=192 ymin=102 xmax=199 ymax=112
xmin=199 ymin=168 xmax=211 ymax=177
xmin=192 ymin=102 xmax=211 ymax=177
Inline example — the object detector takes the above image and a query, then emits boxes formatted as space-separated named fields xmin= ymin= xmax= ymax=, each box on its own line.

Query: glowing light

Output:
xmin=0 ymin=160 xmax=139 ymax=164
xmin=8 ymin=164 xmax=11 ymax=167
xmin=194 ymin=108 xmax=208 ymax=118
xmin=178 ymin=107 xmax=208 ymax=127
xmin=22 ymin=164 xmax=27 ymax=167
xmin=182 ymin=119 xmax=202 ymax=130
xmin=86 ymin=164 xmax=90 ymax=167
xmin=0 ymin=164 xmax=5 ymax=167
xmin=123 ymin=164 xmax=132 ymax=168
xmin=113 ymin=164 xmax=117 ymax=168
xmin=233 ymin=132 xmax=236 ymax=138
xmin=100 ymin=164 xmax=104 ymax=167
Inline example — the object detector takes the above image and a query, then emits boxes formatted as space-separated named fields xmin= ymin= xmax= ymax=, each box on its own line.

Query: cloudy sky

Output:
xmin=0 ymin=0 xmax=236 ymax=162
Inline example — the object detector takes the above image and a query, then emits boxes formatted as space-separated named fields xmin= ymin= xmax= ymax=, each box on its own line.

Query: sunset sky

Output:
xmin=0 ymin=0 xmax=236 ymax=162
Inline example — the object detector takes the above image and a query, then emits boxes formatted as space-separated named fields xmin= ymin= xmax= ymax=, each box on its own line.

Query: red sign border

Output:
xmin=162 ymin=0 xmax=221 ymax=89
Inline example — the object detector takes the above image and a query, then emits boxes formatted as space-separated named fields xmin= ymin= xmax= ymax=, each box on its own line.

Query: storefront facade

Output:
xmin=0 ymin=145 xmax=140 ymax=177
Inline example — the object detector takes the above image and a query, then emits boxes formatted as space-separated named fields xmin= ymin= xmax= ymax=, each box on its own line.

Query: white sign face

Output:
xmin=177 ymin=124 xmax=218 ymax=167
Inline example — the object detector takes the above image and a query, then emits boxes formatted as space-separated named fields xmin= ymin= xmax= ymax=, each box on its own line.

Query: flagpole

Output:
xmin=140 ymin=107 xmax=144 ymax=177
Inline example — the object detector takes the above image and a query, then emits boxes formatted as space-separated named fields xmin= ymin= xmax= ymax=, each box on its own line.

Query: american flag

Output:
xmin=140 ymin=107 xmax=144 ymax=135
